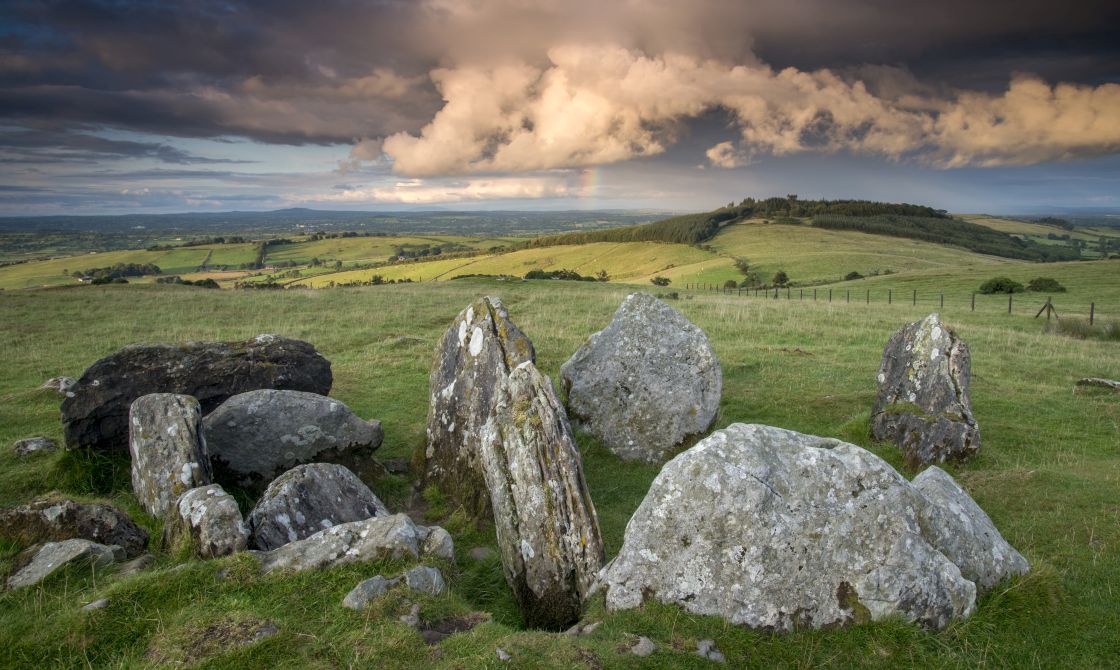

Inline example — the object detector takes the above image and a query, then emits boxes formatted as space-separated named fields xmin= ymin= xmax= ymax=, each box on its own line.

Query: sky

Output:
xmin=1 ymin=0 xmax=1118 ymax=216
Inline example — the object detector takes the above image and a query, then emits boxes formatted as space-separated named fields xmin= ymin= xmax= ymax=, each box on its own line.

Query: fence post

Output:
xmin=829 ymin=289 xmax=832 ymax=303
xmin=912 ymin=290 xmax=916 ymax=306
xmin=774 ymin=286 xmax=779 ymax=299
xmin=1090 ymin=302 xmax=1095 ymax=325
xmin=866 ymin=289 xmax=869 ymax=304
xmin=940 ymin=293 xmax=944 ymax=308
xmin=971 ymin=292 xmax=975 ymax=311
xmin=813 ymin=289 xmax=817 ymax=301
xmin=889 ymin=289 xmax=892 ymax=305
xmin=800 ymin=288 xmax=803 ymax=300
xmin=1008 ymin=293 xmax=1013 ymax=314
xmin=787 ymin=287 xmax=791 ymax=300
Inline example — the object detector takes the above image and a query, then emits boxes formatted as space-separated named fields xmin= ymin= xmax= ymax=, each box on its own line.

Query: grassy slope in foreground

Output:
xmin=1 ymin=280 xmax=1118 ymax=668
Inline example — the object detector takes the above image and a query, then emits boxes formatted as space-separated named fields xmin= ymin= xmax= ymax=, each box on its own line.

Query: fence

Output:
xmin=682 ymin=282 xmax=1105 ymax=324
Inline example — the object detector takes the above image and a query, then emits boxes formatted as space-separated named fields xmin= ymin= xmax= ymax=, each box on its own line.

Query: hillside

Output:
xmin=1 ymin=280 xmax=1117 ymax=667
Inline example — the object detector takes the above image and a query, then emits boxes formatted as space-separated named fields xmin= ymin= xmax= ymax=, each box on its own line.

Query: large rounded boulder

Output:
xmin=247 ymin=463 xmax=390 ymax=551
xmin=601 ymin=424 xmax=1028 ymax=631
xmin=61 ymin=334 xmax=333 ymax=453
xmin=204 ymin=390 xmax=382 ymax=490
xmin=0 ymin=497 xmax=148 ymax=558
xmin=423 ymin=296 xmax=534 ymax=519
xmin=560 ymin=293 xmax=722 ymax=463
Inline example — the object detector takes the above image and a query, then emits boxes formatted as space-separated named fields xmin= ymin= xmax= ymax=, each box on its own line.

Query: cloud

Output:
xmin=706 ymin=142 xmax=750 ymax=169
xmin=1 ymin=0 xmax=1118 ymax=179
xmin=383 ymin=46 xmax=1120 ymax=175
xmin=293 ymin=176 xmax=577 ymax=204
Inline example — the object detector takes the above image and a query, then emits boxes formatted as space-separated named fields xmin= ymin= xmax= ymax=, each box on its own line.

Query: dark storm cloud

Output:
xmin=0 ymin=0 xmax=1117 ymax=173
xmin=0 ymin=128 xmax=253 ymax=164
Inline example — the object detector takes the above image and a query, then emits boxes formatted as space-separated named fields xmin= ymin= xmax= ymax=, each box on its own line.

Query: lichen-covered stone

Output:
xmin=871 ymin=314 xmax=979 ymax=467
xmin=253 ymin=514 xmax=453 ymax=574
xmin=13 ymin=436 xmax=58 ymax=457
xmin=404 ymin=565 xmax=447 ymax=596
xmin=61 ymin=334 xmax=332 ymax=453
xmin=130 ymin=394 xmax=212 ymax=518
xmin=424 ymin=296 xmax=535 ymax=519
xmin=342 ymin=575 xmax=396 ymax=609
xmin=247 ymin=463 xmax=390 ymax=550
xmin=162 ymin=484 xmax=249 ymax=559
xmin=560 ymin=293 xmax=722 ymax=463
xmin=601 ymin=424 xmax=979 ymax=631
xmin=7 ymin=539 xmax=125 ymax=589
xmin=480 ymin=361 xmax=604 ymax=629
xmin=204 ymin=390 xmax=382 ymax=491
xmin=913 ymin=466 xmax=1030 ymax=591
xmin=40 ymin=376 xmax=76 ymax=397
xmin=0 ymin=497 xmax=148 ymax=557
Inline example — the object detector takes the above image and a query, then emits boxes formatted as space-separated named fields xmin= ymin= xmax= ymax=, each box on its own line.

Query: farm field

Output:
xmin=1 ymin=279 xmax=1117 ymax=668
xmin=0 ymin=243 xmax=262 ymax=290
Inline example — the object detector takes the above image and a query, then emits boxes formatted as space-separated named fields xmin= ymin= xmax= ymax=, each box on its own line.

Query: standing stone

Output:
xmin=0 ymin=497 xmax=148 ymax=557
xmin=479 ymin=361 xmax=604 ymax=629
xmin=913 ymin=467 xmax=1030 ymax=591
xmin=600 ymin=424 xmax=982 ymax=631
xmin=423 ymin=297 xmax=535 ymax=519
xmin=247 ymin=463 xmax=390 ymax=551
xmin=252 ymin=514 xmax=453 ymax=574
xmin=871 ymin=314 xmax=980 ymax=467
xmin=204 ymin=390 xmax=382 ymax=490
xmin=560 ymin=293 xmax=722 ymax=463
xmin=130 ymin=394 xmax=212 ymax=518
xmin=61 ymin=334 xmax=333 ymax=453
xmin=162 ymin=484 xmax=249 ymax=559
xmin=7 ymin=539 xmax=125 ymax=590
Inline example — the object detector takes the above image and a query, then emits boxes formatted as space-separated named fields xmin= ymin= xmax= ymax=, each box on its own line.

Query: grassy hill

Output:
xmin=1 ymin=280 xmax=1117 ymax=668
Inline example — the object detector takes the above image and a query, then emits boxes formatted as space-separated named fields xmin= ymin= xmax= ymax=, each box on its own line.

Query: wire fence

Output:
xmin=682 ymin=282 xmax=1107 ymax=324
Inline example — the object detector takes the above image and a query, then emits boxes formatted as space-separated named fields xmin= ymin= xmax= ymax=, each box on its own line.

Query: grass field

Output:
xmin=266 ymin=235 xmax=518 ymax=266
xmin=1 ymin=279 xmax=1118 ymax=668
xmin=0 ymin=243 xmax=263 ymax=289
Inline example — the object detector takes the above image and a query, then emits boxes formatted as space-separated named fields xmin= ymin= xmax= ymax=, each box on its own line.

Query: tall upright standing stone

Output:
xmin=560 ymin=293 xmax=722 ymax=463
xmin=129 ymin=393 xmax=212 ymax=518
xmin=871 ymin=314 xmax=980 ymax=467
xmin=479 ymin=361 xmax=605 ymax=629
xmin=423 ymin=297 xmax=534 ymax=518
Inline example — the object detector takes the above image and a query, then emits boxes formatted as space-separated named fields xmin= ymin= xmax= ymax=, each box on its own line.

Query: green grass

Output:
xmin=1 ymin=279 xmax=1118 ymax=668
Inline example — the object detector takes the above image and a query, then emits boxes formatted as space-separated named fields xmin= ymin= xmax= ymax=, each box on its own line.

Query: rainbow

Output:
xmin=579 ymin=167 xmax=602 ymax=200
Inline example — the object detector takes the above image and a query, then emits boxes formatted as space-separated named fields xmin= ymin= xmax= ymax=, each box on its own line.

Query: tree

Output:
xmin=650 ymin=276 xmax=671 ymax=286
xmin=723 ymin=279 xmax=738 ymax=290
xmin=1026 ymin=277 xmax=1066 ymax=293
xmin=595 ymin=269 xmax=609 ymax=282
xmin=978 ymin=277 xmax=1024 ymax=294
xmin=772 ymin=270 xmax=789 ymax=287
xmin=844 ymin=271 xmax=864 ymax=281
xmin=734 ymin=257 xmax=750 ymax=275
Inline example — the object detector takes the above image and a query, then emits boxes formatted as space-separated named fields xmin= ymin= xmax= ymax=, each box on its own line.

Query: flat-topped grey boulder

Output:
xmin=600 ymin=424 xmax=1030 ymax=631
xmin=0 ymin=497 xmax=148 ymax=558
xmin=424 ymin=296 xmax=534 ymax=519
xmin=871 ymin=314 xmax=979 ymax=467
xmin=7 ymin=539 xmax=125 ymax=589
xmin=247 ymin=463 xmax=390 ymax=550
xmin=13 ymin=436 xmax=58 ymax=457
xmin=204 ymin=390 xmax=382 ymax=490
xmin=560 ymin=293 xmax=722 ymax=463
xmin=129 ymin=394 xmax=212 ymax=518
xmin=253 ymin=514 xmax=453 ymax=574
xmin=913 ymin=467 xmax=1030 ymax=590
xmin=61 ymin=334 xmax=333 ymax=453
xmin=162 ymin=484 xmax=249 ymax=559
xmin=480 ymin=361 xmax=604 ymax=629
